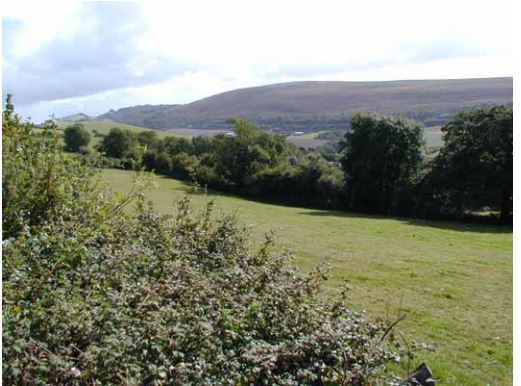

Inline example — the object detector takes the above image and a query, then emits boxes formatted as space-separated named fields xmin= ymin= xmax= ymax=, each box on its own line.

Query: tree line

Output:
xmin=65 ymin=106 xmax=513 ymax=224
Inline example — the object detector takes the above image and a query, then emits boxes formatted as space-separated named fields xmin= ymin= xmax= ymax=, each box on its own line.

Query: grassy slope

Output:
xmin=100 ymin=168 xmax=512 ymax=386
xmin=53 ymin=119 xmax=190 ymax=150
xmin=57 ymin=119 xmax=189 ymax=138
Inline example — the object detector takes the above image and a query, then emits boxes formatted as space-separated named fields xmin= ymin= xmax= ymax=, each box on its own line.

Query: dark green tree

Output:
xmin=427 ymin=106 xmax=513 ymax=223
xmin=340 ymin=113 xmax=425 ymax=213
xmin=210 ymin=118 xmax=287 ymax=189
xmin=100 ymin=127 xmax=135 ymax=158
xmin=160 ymin=136 xmax=193 ymax=156
xmin=137 ymin=130 xmax=158 ymax=148
xmin=63 ymin=123 xmax=91 ymax=152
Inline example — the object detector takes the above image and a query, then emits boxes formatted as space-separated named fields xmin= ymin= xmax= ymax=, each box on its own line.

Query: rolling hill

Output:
xmin=99 ymin=77 xmax=513 ymax=133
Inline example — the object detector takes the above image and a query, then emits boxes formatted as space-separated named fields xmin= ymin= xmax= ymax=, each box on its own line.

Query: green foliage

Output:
xmin=135 ymin=118 xmax=344 ymax=208
xmin=418 ymin=106 xmax=513 ymax=222
xmin=340 ymin=113 xmax=425 ymax=214
xmin=206 ymin=119 xmax=288 ymax=189
xmin=63 ymin=123 xmax=91 ymax=152
xmin=2 ymin=95 xmax=98 ymax=239
xmin=99 ymin=127 xmax=137 ymax=158
xmin=137 ymin=130 xmax=159 ymax=148
xmin=3 ymin=97 xmax=406 ymax=385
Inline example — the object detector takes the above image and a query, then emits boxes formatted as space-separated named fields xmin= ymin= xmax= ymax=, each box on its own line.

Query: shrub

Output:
xmin=3 ymin=99 xmax=410 ymax=384
xmin=63 ymin=123 xmax=91 ymax=152
xmin=100 ymin=127 xmax=138 ymax=158
xmin=2 ymin=96 xmax=98 ymax=239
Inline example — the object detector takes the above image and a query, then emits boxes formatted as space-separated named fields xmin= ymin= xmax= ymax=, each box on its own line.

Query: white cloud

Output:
xmin=2 ymin=0 xmax=513 ymax=121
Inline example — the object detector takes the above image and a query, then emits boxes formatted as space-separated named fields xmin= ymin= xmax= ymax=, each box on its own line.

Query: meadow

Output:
xmin=101 ymin=168 xmax=512 ymax=386
xmin=56 ymin=118 xmax=179 ymax=137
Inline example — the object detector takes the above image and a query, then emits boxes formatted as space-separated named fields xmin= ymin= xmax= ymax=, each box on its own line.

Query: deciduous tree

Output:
xmin=340 ymin=113 xmax=424 ymax=213
xmin=427 ymin=106 xmax=513 ymax=223
xmin=64 ymin=123 xmax=91 ymax=152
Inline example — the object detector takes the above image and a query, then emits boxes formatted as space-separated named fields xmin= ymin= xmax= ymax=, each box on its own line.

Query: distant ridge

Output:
xmin=59 ymin=112 xmax=92 ymax=122
xmin=99 ymin=77 xmax=513 ymax=132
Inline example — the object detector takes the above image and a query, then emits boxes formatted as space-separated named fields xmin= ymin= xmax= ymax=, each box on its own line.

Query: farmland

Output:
xmin=56 ymin=118 xmax=184 ymax=138
xmin=100 ymin=168 xmax=512 ymax=386
xmin=54 ymin=118 xmax=445 ymax=150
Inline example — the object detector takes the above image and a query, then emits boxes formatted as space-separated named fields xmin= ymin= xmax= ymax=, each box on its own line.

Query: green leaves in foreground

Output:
xmin=3 ymin=97 xmax=409 ymax=385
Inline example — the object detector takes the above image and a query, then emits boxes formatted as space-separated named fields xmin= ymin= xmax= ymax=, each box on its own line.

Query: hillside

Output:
xmin=100 ymin=77 xmax=513 ymax=132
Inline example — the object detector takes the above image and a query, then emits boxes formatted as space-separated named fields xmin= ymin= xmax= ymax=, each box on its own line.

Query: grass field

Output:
xmin=287 ymin=131 xmax=329 ymax=148
xmin=57 ymin=119 xmax=187 ymax=138
xmin=101 ymin=168 xmax=512 ymax=385
xmin=51 ymin=119 xmax=189 ymax=150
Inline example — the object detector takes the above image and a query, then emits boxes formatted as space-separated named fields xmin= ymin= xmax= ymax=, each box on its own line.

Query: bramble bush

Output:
xmin=3 ymin=97 xmax=408 ymax=385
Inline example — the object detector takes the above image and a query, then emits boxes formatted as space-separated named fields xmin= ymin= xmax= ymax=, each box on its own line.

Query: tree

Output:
xmin=137 ymin=130 xmax=158 ymax=148
xmin=340 ymin=113 xmax=425 ymax=214
xmin=210 ymin=119 xmax=278 ymax=189
xmin=100 ymin=127 xmax=135 ymax=158
xmin=427 ymin=106 xmax=513 ymax=223
xmin=63 ymin=123 xmax=91 ymax=152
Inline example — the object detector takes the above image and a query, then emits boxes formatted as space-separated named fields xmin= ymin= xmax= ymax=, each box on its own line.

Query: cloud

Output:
xmin=2 ymin=2 xmax=195 ymax=105
xmin=1 ymin=0 xmax=512 ymax=122
xmin=404 ymin=37 xmax=487 ymax=63
xmin=264 ymin=35 xmax=488 ymax=80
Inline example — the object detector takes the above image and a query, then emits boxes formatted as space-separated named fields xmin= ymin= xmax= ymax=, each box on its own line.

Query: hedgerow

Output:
xmin=3 ymin=97 xmax=407 ymax=385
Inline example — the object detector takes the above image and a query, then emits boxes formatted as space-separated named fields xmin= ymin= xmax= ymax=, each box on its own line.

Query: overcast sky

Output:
xmin=2 ymin=0 xmax=513 ymax=122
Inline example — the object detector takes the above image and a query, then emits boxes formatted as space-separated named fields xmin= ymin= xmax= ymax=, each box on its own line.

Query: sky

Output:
xmin=1 ymin=0 xmax=513 ymax=122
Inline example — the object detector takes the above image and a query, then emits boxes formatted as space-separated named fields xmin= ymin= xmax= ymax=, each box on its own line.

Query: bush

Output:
xmin=2 ymin=97 xmax=98 ymax=239
xmin=100 ymin=127 xmax=137 ymax=158
xmin=63 ymin=123 xmax=91 ymax=152
xmin=3 ymin=97 xmax=408 ymax=385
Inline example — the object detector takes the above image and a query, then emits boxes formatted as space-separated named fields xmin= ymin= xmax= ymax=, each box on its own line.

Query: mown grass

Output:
xmin=100 ymin=168 xmax=512 ymax=386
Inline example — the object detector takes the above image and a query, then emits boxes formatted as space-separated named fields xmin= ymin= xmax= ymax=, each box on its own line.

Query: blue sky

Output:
xmin=2 ymin=0 xmax=513 ymax=122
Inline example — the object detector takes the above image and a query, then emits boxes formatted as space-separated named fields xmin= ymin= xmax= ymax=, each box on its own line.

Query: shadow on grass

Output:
xmin=298 ymin=209 xmax=512 ymax=234
xmin=154 ymin=175 xmax=512 ymax=234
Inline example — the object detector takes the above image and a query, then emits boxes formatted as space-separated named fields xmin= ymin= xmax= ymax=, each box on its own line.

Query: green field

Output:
xmin=57 ymin=118 xmax=185 ymax=138
xmin=100 ymin=168 xmax=512 ymax=386
xmin=52 ymin=119 xmax=189 ymax=150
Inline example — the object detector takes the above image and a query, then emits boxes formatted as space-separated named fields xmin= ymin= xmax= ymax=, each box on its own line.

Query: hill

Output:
xmin=59 ymin=112 xmax=92 ymax=122
xmin=99 ymin=77 xmax=513 ymax=133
